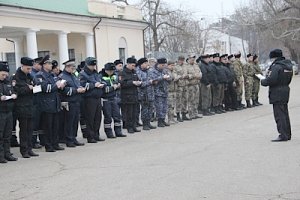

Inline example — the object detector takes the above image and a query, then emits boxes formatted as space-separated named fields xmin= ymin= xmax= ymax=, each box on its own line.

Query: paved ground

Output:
xmin=1 ymin=76 xmax=300 ymax=200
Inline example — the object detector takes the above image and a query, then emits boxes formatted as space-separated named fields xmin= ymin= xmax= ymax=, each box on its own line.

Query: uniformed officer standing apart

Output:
xmin=0 ymin=62 xmax=18 ymax=163
xmin=100 ymin=62 xmax=127 ymax=138
xmin=152 ymin=58 xmax=172 ymax=127
xmin=136 ymin=58 xmax=157 ymax=131
xmin=119 ymin=57 xmax=141 ymax=133
xmin=59 ymin=59 xmax=86 ymax=147
xmin=261 ymin=49 xmax=293 ymax=142
xmin=36 ymin=55 xmax=65 ymax=152
xmin=13 ymin=57 xmax=39 ymax=157
xmin=80 ymin=57 xmax=105 ymax=143
xmin=243 ymin=54 xmax=255 ymax=108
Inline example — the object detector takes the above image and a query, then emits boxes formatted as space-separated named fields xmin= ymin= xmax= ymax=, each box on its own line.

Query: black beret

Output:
xmin=137 ymin=57 xmax=148 ymax=66
xmin=0 ymin=61 xmax=9 ymax=72
xmin=63 ymin=59 xmax=75 ymax=66
xmin=39 ymin=55 xmax=52 ymax=65
xmin=201 ymin=54 xmax=210 ymax=59
xmin=52 ymin=60 xmax=58 ymax=69
xmin=269 ymin=49 xmax=282 ymax=59
xmin=126 ymin=57 xmax=137 ymax=64
xmin=253 ymin=54 xmax=258 ymax=60
xmin=104 ymin=62 xmax=116 ymax=71
xmin=157 ymin=58 xmax=167 ymax=64
xmin=85 ymin=57 xmax=97 ymax=66
xmin=228 ymin=54 xmax=234 ymax=60
xmin=212 ymin=53 xmax=220 ymax=58
xmin=114 ymin=59 xmax=123 ymax=66
xmin=247 ymin=53 xmax=253 ymax=58
xmin=34 ymin=57 xmax=43 ymax=63
xmin=220 ymin=54 xmax=228 ymax=58
xmin=234 ymin=53 xmax=241 ymax=58
xmin=78 ymin=61 xmax=85 ymax=69
xmin=21 ymin=57 xmax=34 ymax=66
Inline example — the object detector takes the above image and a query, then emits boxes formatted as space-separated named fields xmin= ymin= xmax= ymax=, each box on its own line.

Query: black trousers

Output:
xmin=0 ymin=112 xmax=13 ymax=159
xmin=84 ymin=98 xmax=102 ymax=140
xmin=224 ymin=83 xmax=238 ymax=109
xmin=122 ymin=103 xmax=137 ymax=130
xmin=18 ymin=117 xmax=33 ymax=154
xmin=63 ymin=102 xmax=80 ymax=144
xmin=41 ymin=112 xmax=59 ymax=149
xmin=273 ymin=104 xmax=291 ymax=140
xmin=31 ymin=104 xmax=44 ymax=146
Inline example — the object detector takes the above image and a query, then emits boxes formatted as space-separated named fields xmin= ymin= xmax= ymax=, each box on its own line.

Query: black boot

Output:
xmin=252 ymin=99 xmax=258 ymax=107
xmin=157 ymin=119 xmax=165 ymax=127
xmin=203 ymin=109 xmax=212 ymax=116
xmin=143 ymin=121 xmax=150 ymax=130
xmin=246 ymin=100 xmax=252 ymax=108
xmin=182 ymin=112 xmax=191 ymax=121
xmin=214 ymin=106 xmax=222 ymax=114
xmin=5 ymin=154 xmax=18 ymax=161
xmin=256 ymin=98 xmax=263 ymax=105
xmin=176 ymin=113 xmax=183 ymax=122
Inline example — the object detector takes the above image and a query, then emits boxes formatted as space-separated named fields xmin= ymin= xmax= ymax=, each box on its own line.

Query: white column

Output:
xmin=84 ymin=33 xmax=95 ymax=57
xmin=58 ymin=31 xmax=69 ymax=68
xmin=26 ymin=29 xmax=39 ymax=59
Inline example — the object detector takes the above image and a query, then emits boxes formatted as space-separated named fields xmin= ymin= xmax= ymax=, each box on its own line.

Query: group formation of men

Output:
xmin=0 ymin=51 xmax=263 ymax=164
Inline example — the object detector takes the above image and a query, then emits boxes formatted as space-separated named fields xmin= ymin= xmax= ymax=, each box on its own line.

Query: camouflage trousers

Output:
xmin=235 ymin=80 xmax=244 ymax=101
xmin=140 ymin=101 xmax=154 ymax=123
xmin=176 ymin=86 xmax=188 ymax=113
xmin=252 ymin=79 xmax=260 ymax=100
xmin=155 ymin=96 xmax=168 ymax=119
xmin=212 ymin=84 xmax=224 ymax=107
xmin=244 ymin=77 xmax=253 ymax=101
xmin=201 ymin=84 xmax=212 ymax=110
xmin=188 ymin=84 xmax=199 ymax=118
xmin=198 ymin=83 xmax=202 ymax=111
xmin=168 ymin=92 xmax=176 ymax=121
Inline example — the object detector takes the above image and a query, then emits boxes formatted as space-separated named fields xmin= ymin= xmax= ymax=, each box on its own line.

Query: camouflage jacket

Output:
xmin=174 ymin=63 xmax=188 ymax=87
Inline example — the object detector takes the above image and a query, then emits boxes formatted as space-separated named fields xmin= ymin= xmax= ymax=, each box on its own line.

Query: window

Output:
xmin=38 ymin=51 xmax=50 ymax=58
xmin=119 ymin=48 xmax=125 ymax=63
xmin=68 ymin=49 xmax=75 ymax=60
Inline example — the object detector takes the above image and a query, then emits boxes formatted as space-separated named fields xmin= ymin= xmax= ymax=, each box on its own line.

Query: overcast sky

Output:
xmin=128 ymin=0 xmax=248 ymax=23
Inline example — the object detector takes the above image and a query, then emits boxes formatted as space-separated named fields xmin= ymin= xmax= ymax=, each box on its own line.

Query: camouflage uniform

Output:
xmin=232 ymin=59 xmax=244 ymax=102
xmin=187 ymin=63 xmax=202 ymax=118
xmin=166 ymin=68 xmax=177 ymax=123
xmin=136 ymin=66 xmax=155 ymax=126
xmin=152 ymin=65 xmax=171 ymax=121
xmin=243 ymin=62 xmax=255 ymax=101
xmin=252 ymin=63 xmax=262 ymax=101
xmin=174 ymin=63 xmax=188 ymax=114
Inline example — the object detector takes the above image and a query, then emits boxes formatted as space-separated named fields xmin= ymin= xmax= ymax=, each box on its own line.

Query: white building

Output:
xmin=0 ymin=0 xmax=147 ymax=72
xmin=205 ymin=29 xmax=249 ymax=60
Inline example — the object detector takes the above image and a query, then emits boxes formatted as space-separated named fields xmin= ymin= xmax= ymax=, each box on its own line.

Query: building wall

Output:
xmin=95 ymin=25 xmax=144 ymax=68
xmin=0 ymin=39 xmax=14 ymax=61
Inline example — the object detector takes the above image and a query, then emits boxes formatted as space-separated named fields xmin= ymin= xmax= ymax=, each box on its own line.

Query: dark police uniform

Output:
xmin=261 ymin=49 xmax=293 ymax=141
xmin=59 ymin=59 xmax=85 ymax=147
xmin=0 ymin=62 xmax=18 ymax=163
xmin=80 ymin=57 xmax=104 ymax=143
xmin=13 ymin=57 xmax=38 ymax=157
xmin=119 ymin=58 xmax=140 ymax=133
xmin=100 ymin=63 xmax=126 ymax=138
xmin=35 ymin=55 xmax=64 ymax=152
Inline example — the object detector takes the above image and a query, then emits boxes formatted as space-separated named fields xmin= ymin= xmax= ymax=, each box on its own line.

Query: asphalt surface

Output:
xmin=1 ymin=76 xmax=300 ymax=200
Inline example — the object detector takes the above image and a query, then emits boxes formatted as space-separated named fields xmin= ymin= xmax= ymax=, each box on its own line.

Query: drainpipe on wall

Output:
xmin=143 ymin=23 xmax=150 ymax=58
xmin=93 ymin=17 xmax=102 ymax=71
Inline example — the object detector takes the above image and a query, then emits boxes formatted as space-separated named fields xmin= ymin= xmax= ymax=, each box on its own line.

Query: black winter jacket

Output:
xmin=261 ymin=57 xmax=293 ymax=104
xmin=13 ymin=67 xmax=34 ymax=118
xmin=119 ymin=66 xmax=139 ymax=104
xmin=0 ymin=77 xmax=15 ymax=112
